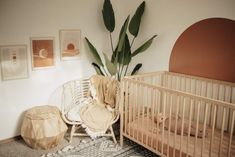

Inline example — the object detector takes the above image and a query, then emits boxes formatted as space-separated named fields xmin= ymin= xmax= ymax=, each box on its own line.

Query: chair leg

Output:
xmin=110 ymin=126 xmax=117 ymax=144
xmin=70 ymin=125 xmax=75 ymax=143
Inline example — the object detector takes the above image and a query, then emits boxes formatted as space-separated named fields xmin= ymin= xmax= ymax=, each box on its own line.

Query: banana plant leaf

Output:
xmin=117 ymin=16 xmax=129 ymax=52
xmin=131 ymin=35 xmax=157 ymax=57
xmin=111 ymin=46 xmax=118 ymax=63
xmin=92 ymin=62 xmax=104 ymax=76
xmin=103 ymin=53 xmax=117 ymax=76
xmin=129 ymin=1 xmax=145 ymax=37
xmin=85 ymin=37 xmax=104 ymax=66
xmin=102 ymin=0 xmax=115 ymax=32
xmin=118 ymin=34 xmax=131 ymax=65
xmin=131 ymin=63 xmax=142 ymax=75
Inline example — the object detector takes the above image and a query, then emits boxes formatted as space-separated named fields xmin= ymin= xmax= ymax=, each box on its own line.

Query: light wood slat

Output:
xmin=194 ymin=101 xmax=201 ymax=157
xmin=133 ymin=83 xmax=137 ymax=139
xmin=124 ymin=81 xmax=129 ymax=135
xmin=173 ymin=95 xmax=180 ymax=157
xmin=228 ymin=111 xmax=235 ymax=157
xmin=219 ymin=107 xmax=226 ymax=157
xmin=201 ymin=103 xmax=209 ymax=157
xmin=161 ymin=91 xmax=167 ymax=155
xmin=186 ymin=99 xmax=193 ymax=157
xmin=120 ymin=80 xmax=125 ymax=147
xmin=180 ymin=97 xmax=186 ymax=157
xmin=167 ymin=94 xmax=173 ymax=156
xmin=141 ymin=85 xmax=145 ymax=144
xmin=137 ymin=84 xmax=141 ymax=142
xmin=146 ymin=87 xmax=150 ymax=146
xmin=150 ymin=87 xmax=155 ymax=148
xmin=128 ymin=82 xmax=132 ymax=137
xmin=155 ymin=90 xmax=160 ymax=152
xmin=209 ymin=105 xmax=217 ymax=157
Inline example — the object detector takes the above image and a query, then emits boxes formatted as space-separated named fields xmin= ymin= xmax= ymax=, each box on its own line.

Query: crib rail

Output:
xmin=120 ymin=77 xmax=235 ymax=157
xmin=127 ymin=71 xmax=235 ymax=131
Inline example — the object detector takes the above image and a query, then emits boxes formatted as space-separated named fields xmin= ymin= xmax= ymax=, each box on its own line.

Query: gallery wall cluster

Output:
xmin=0 ymin=29 xmax=81 ymax=81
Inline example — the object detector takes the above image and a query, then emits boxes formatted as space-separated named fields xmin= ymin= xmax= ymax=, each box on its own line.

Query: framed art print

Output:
xmin=59 ymin=29 xmax=81 ymax=60
xmin=0 ymin=45 xmax=29 ymax=81
xmin=30 ymin=37 xmax=55 ymax=69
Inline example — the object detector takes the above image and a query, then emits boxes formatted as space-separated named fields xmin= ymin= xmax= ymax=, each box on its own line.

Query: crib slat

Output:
xmin=180 ymin=98 xmax=186 ymax=157
xmin=186 ymin=99 xmax=193 ymax=157
xmin=137 ymin=84 xmax=141 ymax=142
xmin=201 ymin=103 xmax=209 ymax=157
xmin=120 ymin=80 xmax=125 ymax=147
xmin=124 ymin=81 xmax=129 ymax=136
xmin=161 ymin=91 xmax=167 ymax=155
xmin=150 ymin=87 xmax=155 ymax=148
xmin=146 ymin=87 xmax=150 ymax=146
xmin=194 ymin=101 xmax=201 ymax=157
xmin=228 ymin=111 xmax=235 ymax=157
xmin=209 ymin=105 xmax=217 ymax=157
xmin=155 ymin=90 xmax=161 ymax=153
xmin=140 ymin=85 xmax=144 ymax=143
xmin=167 ymin=94 xmax=173 ymax=156
xmin=133 ymin=83 xmax=137 ymax=139
xmin=141 ymin=85 xmax=145 ymax=144
xmin=173 ymin=95 xmax=180 ymax=157
xmin=128 ymin=82 xmax=132 ymax=137
xmin=219 ymin=107 xmax=226 ymax=157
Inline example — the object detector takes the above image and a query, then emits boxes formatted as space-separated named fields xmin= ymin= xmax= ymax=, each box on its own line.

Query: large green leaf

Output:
xmin=118 ymin=34 xmax=131 ymax=65
xmin=131 ymin=63 xmax=142 ymax=75
xmin=92 ymin=62 xmax=104 ymax=76
xmin=102 ymin=0 xmax=115 ymax=32
xmin=85 ymin=37 xmax=104 ymax=66
xmin=111 ymin=46 xmax=118 ymax=63
xmin=103 ymin=53 xmax=117 ymax=76
xmin=131 ymin=35 xmax=157 ymax=57
xmin=117 ymin=16 xmax=130 ymax=52
xmin=129 ymin=1 xmax=145 ymax=37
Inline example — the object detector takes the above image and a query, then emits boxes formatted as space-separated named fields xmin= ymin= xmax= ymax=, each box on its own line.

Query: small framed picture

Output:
xmin=59 ymin=29 xmax=81 ymax=60
xmin=30 ymin=37 xmax=55 ymax=69
xmin=0 ymin=45 xmax=29 ymax=81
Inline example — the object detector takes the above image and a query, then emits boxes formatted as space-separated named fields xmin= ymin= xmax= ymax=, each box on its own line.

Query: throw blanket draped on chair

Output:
xmin=79 ymin=75 xmax=119 ymax=138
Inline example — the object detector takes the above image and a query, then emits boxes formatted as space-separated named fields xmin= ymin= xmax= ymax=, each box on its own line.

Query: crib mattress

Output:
xmin=126 ymin=117 xmax=235 ymax=157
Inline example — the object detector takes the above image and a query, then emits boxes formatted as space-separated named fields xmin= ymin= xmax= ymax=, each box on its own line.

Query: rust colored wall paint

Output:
xmin=169 ymin=18 xmax=235 ymax=83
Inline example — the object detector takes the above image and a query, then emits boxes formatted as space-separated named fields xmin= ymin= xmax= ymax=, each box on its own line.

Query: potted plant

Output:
xmin=85 ymin=0 xmax=157 ymax=81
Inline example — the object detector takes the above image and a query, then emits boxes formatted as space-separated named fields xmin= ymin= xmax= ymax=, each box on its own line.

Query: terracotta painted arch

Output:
xmin=169 ymin=18 xmax=235 ymax=83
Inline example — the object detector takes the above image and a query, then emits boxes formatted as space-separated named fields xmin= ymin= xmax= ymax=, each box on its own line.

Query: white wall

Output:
xmin=0 ymin=0 xmax=235 ymax=140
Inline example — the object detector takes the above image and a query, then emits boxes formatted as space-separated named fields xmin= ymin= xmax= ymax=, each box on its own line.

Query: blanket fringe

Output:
xmin=81 ymin=124 xmax=106 ymax=139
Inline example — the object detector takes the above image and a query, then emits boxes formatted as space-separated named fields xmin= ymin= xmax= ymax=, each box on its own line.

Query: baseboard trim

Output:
xmin=0 ymin=135 xmax=22 ymax=144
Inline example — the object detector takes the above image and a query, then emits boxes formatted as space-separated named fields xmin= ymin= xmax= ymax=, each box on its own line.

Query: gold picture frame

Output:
xmin=59 ymin=29 xmax=81 ymax=61
xmin=30 ymin=37 xmax=55 ymax=69
xmin=0 ymin=45 xmax=29 ymax=81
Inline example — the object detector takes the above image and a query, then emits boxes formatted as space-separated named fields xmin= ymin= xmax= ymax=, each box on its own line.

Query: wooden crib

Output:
xmin=120 ymin=71 xmax=235 ymax=157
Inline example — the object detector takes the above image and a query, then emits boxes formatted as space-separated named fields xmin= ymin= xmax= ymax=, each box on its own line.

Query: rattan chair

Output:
xmin=60 ymin=78 xmax=119 ymax=143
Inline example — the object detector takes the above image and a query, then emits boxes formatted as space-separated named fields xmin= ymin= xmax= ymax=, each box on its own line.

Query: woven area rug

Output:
xmin=41 ymin=137 xmax=157 ymax=157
